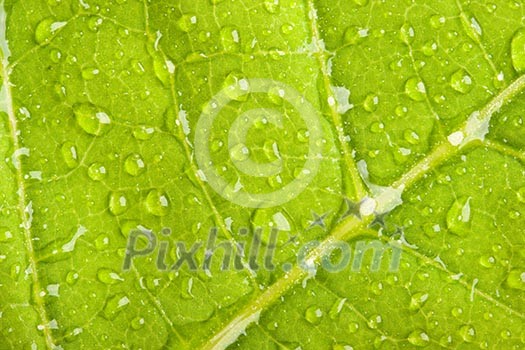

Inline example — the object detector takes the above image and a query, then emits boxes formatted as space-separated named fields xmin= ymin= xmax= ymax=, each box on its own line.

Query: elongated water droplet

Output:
xmin=511 ymin=28 xmax=525 ymax=72
xmin=97 ymin=268 xmax=124 ymax=285
xmin=220 ymin=26 xmax=241 ymax=52
xmin=446 ymin=197 xmax=472 ymax=236
xmin=409 ymin=292 xmax=429 ymax=311
xmin=506 ymin=269 xmax=525 ymax=290
xmin=133 ymin=125 xmax=155 ymax=140
xmin=400 ymin=23 xmax=415 ymax=44
xmin=363 ymin=94 xmax=379 ymax=112
xmin=145 ymin=189 xmax=170 ymax=217
xmin=223 ymin=71 xmax=250 ymax=101
xmin=177 ymin=14 xmax=198 ymax=32
xmin=73 ymin=103 xmax=111 ymax=136
xmin=367 ymin=314 xmax=382 ymax=329
xmin=61 ymin=142 xmax=79 ymax=168
xmin=458 ymin=325 xmax=476 ymax=343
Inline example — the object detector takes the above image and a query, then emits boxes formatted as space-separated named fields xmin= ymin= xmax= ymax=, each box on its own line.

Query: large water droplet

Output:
xmin=407 ymin=330 xmax=430 ymax=347
xmin=131 ymin=316 xmax=145 ymax=330
xmin=133 ymin=125 xmax=155 ymax=140
xmin=511 ymin=28 xmax=525 ymax=72
xmin=458 ymin=325 xmax=476 ymax=343
xmin=446 ymin=197 xmax=472 ymax=236
xmin=344 ymin=25 xmax=367 ymax=45
xmin=363 ymin=94 xmax=379 ymax=112
xmin=177 ymin=14 xmax=198 ymax=32
xmin=405 ymin=77 xmax=426 ymax=101
xmin=66 ymin=271 xmax=79 ymax=285
xmin=124 ymin=154 xmax=146 ymax=176
xmin=109 ymin=192 xmax=129 ymax=216
xmin=223 ymin=71 xmax=250 ymax=101
xmin=35 ymin=18 xmax=66 ymax=44
xmin=263 ymin=0 xmax=279 ymax=13
xmin=145 ymin=189 xmax=170 ymax=217
xmin=400 ymin=23 xmax=415 ymax=44
xmin=450 ymin=69 xmax=473 ymax=94
xmin=73 ymin=103 xmax=111 ymax=136
xmin=367 ymin=314 xmax=382 ymax=329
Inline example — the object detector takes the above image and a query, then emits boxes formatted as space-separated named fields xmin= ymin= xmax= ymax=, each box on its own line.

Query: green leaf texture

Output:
xmin=0 ymin=0 xmax=524 ymax=349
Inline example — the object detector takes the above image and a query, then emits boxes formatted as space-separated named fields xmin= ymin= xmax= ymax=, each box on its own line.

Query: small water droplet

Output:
xmin=400 ymin=23 xmax=415 ymax=44
xmin=49 ymin=49 xmax=62 ymax=63
xmin=429 ymin=15 xmax=446 ymax=29
xmin=446 ymin=197 xmax=472 ymax=236
xmin=102 ymin=293 xmax=130 ymax=320
xmin=131 ymin=316 xmax=145 ymax=330
xmin=506 ymin=269 xmax=525 ymax=290
xmin=88 ymin=162 xmax=107 ymax=181
xmin=421 ymin=41 xmax=437 ymax=56
xmin=407 ymin=330 xmax=430 ymax=347
xmin=87 ymin=16 xmax=103 ymax=32
xmin=479 ymin=255 xmax=496 ymax=268
xmin=363 ymin=94 xmax=379 ymax=112
xmin=367 ymin=314 xmax=382 ymax=329
xmin=132 ymin=125 xmax=155 ymax=141
xmin=66 ymin=271 xmax=79 ymax=285
xmin=344 ymin=25 xmax=367 ymax=45
xmin=61 ymin=142 xmax=79 ymax=169
xmin=353 ymin=0 xmax=368 ymax=6
xmin=304 ymin=306 xmax=323 ymax=324
xmin=81 ymin=67 xmax=100 ymax=80
xmin=348 ymin=322 xmax=359 ymax=333
xmin=109 ymin=192 xmax=129 ymax=216
xmin=458 ymin=325 xmax=476 ymax=343
xmin=124 ymin=154 xmax=146 ymax=176
xmin=73 ymin=103 xmax=111 ymax=136
xmin=229 ymin=143 xmax=250 ymax=162
xmin=405 ymin=77 xmax=426 ymax=101
xmin=512 ymin=29 xmax=525 ymax=72
xmin=263 ymin=0 xmax=279 ymax=13
xmin=409 ymin=292 xmax=429 ymax=311
xmin=451 ymin=306 xmax=463 ymax=317
xmin=369 ymin=122 xmax=384 ymax=133
xmin=177 ymin=14 xmax=198 ymax=32
xmin=97 ymin=268 xmax=124 ymax=285
xmin=280 ymin=23 xmax=294 ymax=35
xmin=450 ymin=69 xmax=473 ymax=94
xmin=220 ymin=26 xmax=241 ymax=52
xmin=223 ymin=71 xmax=249 ymax=101
xmin=94 ymin=234 xmax=110 ymax=251
xmin=145 ymin=189 xmax=170 ymax=217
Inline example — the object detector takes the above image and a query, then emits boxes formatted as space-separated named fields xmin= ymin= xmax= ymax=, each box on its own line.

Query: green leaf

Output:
xmin=0 ymin=0 xmax=524 ymax=349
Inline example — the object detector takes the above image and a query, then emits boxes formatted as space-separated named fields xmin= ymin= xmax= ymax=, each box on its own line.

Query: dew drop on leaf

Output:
xmin=407 ymin=330 xmax=430 ymax=347
xmin=458 ymin=324 xmax=476 ymax=343
xmin=73 ymin=103 xmax=111 ymax=136
xmin=409 ymin=292 xmax=429 ymax=311
xmin=35 ymin=18 xmax=66 ymax=44
xmin=429 ymin=15 xmax=446 ymax=29
xmin=61 ymin=142 xmax=79 ymax=168
xmin=450 ymin=69 xmax=473 ymax=94
xmin=263 ymin=0 xmax=279 ymax=14
xmin=87 ymin=163 xmax=107 ymax=181
xmin=363 ymin=94 xmax=379 ymax=112
xmin=446 ymin=196 xmax=472 ymax=236
xmin=400 ymin=23 xmax=415 ymax=44
xmin=177 ymin=14 xmax=198 ymax=33
xmin=145 ymin=189 xmax=170 ymax=217
xmin=109 ymin=192 xmax=129 ymax=216
xmin=506 ymin=269 xmax=525 ymax=290
xmin=304 ymin=306 xmax=323 ymax=325
xmin=124 ymin=154 xmax=146 ymax=177
xmin=65 ymin=271 xmax=79 ymax=285
xmin=404 ymin=77 xmax=426 ymax=101
xmin=102 ymin=293 xmax=130 ymax=320
xmin=348 ymin=322 xmax=359 ymax=334
xmin=220 ymin=26 xmax=241 ymax=52
xmin=367 ymin=314 xmax=382 ymax=329
xmin=510 ymin=28 xmax=525 ymax=72
xmin=131 ymin=317 xmax=145 ymax=330
xmin=97 ymin=268 xmax=124 ymax=285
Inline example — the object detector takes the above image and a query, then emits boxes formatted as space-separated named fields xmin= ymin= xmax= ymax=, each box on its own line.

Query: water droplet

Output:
xmin=451 ymin=306 xmax=463 ymax=317
xmin=263 ymin=0 xmax=279 ymax=13
xmin=446 ymin=197 xmax=472 ymax=236
xmin=479 ymin=255 xmax=495 ymax=268
xmin=403 ymin=129 xmax=421 ymax=145
xmin=344 ymin=25 xmax=367 ymax=45
xmin=102 ymin=293 xmax=130 ymax=320
xmin=506 ymin=269 xmax=525 ymax=290
xmin=124 ymin=154 xmax=146 ymax=176
xmin=421 ymin=41 xmax=437 ymax=56
xmin=409 ymin=292 xmax=429 ymax=311
xmin=511 ymin=29 xmax=525 ymax=72
xmin=367 ymin=314 xmax=382 ymax=329
xmin=450 ymin=69 xmax=473 ymax=94
xmin=94 ymin=234 xmax=110 ymax=251
xmin=281 ymin=23 xmax=294 ymax=35
xmin=66 ymin=271 xmax=79 ymax=285
xmin=109 ymin=192 xmax=129 ymax=216
xmin=304 ymin=306 xmax=323 ymax=324
xmin=35 ymin=18 xmax=66 ymax=44
xmin=73 ymin=103 xmax=111 ymax=136
xmin=61 ymin=142 xmax=79 ymax=168
xmin=517 ymin=187 xmax=525 ymax=203
xmin=132 ymin=125 xmax=155 ymax=141
xmin=460 ymin=13 xmax=482 ymax=41
xmin=329 ymin=298 xmax=346 ymax=319
xmin=97 ymin=268 xmax=124 ymax=285
xmin=348 ymin=322 xmax=359 ymax=333
xmin=81 ymin=67 xmax=100 ymax=80
xmin=458 ymin=325 xmax=476 ymax=343
xmin=400 ymin=23 xmax=415 ymax=44
xmin=369 ymin=122 xmax=384 ymax=133
xmin=177 ymin=14 xmax=198 ymax=32
xmin=229 ymin=143 xmax=250 ymax=162
xmin=408 ymin=330 xmax=430 ymax=347
xmin=87 ymin=16 xmax=103 ymax=32
xmin=49 ymin=49 xmax=62 ymax=63
xmin=88 ymin=162 xmax=107 ymax=181
xmin=405 ymin=77 xmax=426 ymax=101
xmin=131 ymin=316 xmax=145 ymax=330
xmin=145 ymin=189 xmax=170 ymax=217
xmin=363 ymin=94 xmax=379 ymax=112
xmin=353 ymin=0 xmax=368 ymax=6
xmin=220 ymin=26 xmax=241 ymax=52
xmin=429 ymin=15 xmax=446 ymax=29
xmin=223 ymin=71 xmax=249 ymax=101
